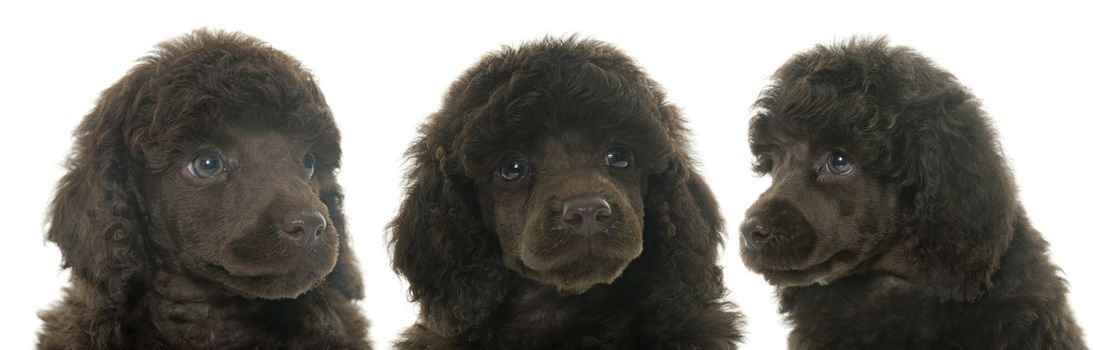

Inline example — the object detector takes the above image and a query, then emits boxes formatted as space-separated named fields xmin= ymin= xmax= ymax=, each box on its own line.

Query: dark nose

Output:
xmin=280 ymin=209 xmax=327 ymax=248
xmin=740 ymin=216 xmax=772 ymax=251
xmin=562 ymin=196 xmax=612 ymax=235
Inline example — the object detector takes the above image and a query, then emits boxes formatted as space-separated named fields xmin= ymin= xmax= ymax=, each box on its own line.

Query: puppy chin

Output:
xmin=521 ymin=254 xmax=636 ymax=295
xmin=759 ymin=267 xmax=840 ymax=287
xmin=511 ymin=213 xmax=644 ymax=294
xmin=202 ymin=233 xmax=340 ymax=299
xmin=224 ymin=269 xmax=333 ymax=299
xmin=746 ymin=250 xmax=859 ymax=287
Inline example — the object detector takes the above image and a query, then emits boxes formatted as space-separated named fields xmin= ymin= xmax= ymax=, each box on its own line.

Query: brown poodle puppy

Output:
xmin=37 ymin=29 xmax=370 ymax=349
xmin=741 ymin=37 xmax=1085 ymax=349
xmin=390 ymin=37 xmax=743 ymax=349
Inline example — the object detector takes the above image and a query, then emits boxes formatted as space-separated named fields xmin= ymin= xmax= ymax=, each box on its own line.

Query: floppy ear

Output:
xmin=48 ymin=70 xmax=151 ymax=306
xmin=320 ymin=184 xmax=364 ymax=300
xmin=892 ymin=52 xmax=1017 ymax=302
xmin=640 ymin=103 xmax=730 ymax=306
xmin=389 ymin=132 xmax=511 ymax=337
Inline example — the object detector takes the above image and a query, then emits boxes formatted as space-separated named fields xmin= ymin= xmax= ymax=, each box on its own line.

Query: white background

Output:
xmin=2 ymin=1 xmax=1090 ymax=349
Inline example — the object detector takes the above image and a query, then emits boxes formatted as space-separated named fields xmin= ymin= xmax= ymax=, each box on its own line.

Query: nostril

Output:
xmin=563 ymin=211 xmax=583 ymax=226
xmin=751 ymin=221 xmax=771 ymax=236
xmin=593 ymin=206 xmax=612 ymax=223
xmin=749 ymin=224 xmax=770 ymax=241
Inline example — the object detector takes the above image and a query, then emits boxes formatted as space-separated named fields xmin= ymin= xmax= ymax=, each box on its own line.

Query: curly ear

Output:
xmin=636 ymin=108 xmax=742 ymax=342
xmin=893 ymin=52 xmax=1017 ymax=302
xmin=389 ymin=134 xmax=511 ymax=337
xmin=644 ymin=160 xmax=730 ymax=298
xmin=319 ymin=183 xmax=364 ymax=300
xmin=641 ymin=103 xmax=730 ymax=307
xmin=48 ymin=69 xmax=151 ymax=306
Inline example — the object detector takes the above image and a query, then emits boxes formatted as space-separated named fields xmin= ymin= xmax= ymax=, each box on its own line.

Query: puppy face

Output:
xmin=740 ymin=134 xmax=900 ymax=286
xmin=140 ymin=121 xmax=340 ymax=299
xmin=740 ymin=38 xmax=1024 ymax=303
xmin=475 ymin=130 xmax=650 ymax=294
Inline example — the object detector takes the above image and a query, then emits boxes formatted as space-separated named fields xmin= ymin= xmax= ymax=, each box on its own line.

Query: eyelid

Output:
xmin=184 ymin=149 xmax=229 ymax=182
xmin=304 ymin=153 xmax=317 ymax=178
xmin=496 ymin=156 xmax=532 ymax=182
xmin=818 ymin=150 xmax=855 ymax=179
xmin=752 ymin=153 xmax=774 ymax=174
xmin=605 ymin=148 xmax=630 ymax=168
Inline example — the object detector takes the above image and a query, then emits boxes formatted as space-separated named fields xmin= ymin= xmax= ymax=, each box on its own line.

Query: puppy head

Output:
xmin=48 ymin=29 xmax=358 ymax=302
xmin=741 ymin=37 xmax=1016 ymax=301
xmin=391 ymin=36 xmax=699 ymax=335
xmin=453 ymin=37 xmax=676 ymax=293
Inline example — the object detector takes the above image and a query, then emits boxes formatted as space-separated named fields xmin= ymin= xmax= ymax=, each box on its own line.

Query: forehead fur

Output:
xmin=749 ymin=37 xmax=975 ymax=173
xmin=424 ymin=36 xmax=679 ymax=176
xmin=107 ymin=29 xmax=338 ymax=168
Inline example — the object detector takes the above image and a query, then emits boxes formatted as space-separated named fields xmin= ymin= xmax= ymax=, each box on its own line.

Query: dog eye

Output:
xmin=188 ymin=151 xmax=225 ymax=179
xmin=825 ymin=152 xmax=854 ymax=175
xmin=605 ymin=149 xmax=630 ymax=168
xmin=498 ymin=160 xmax=529 ymax=181
xmin=304 ymin=154 xmax=316 ymax=178
xmin=752 ymin=154 xmax=773 ymax=174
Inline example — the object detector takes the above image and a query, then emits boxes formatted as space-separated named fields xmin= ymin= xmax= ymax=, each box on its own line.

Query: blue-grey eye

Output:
xmin=188 ymin=151 xmax=225 ymax=179
xmin=605 ymin=149 xmax=629 ymax=168
xmin=498 ymin=160 xmax=529 ymax=181
xmin=304 ymin=154 xmax=316 ymax=178
xmin=825 ymin=152 xmax=854 ymax=175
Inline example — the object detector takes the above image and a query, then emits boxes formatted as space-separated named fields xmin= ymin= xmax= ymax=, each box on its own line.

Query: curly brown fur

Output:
xmin=36 ymin=29 xmax=370 ymax=349
xmin=389 ymin=37 xmax=743 ymax=349
xmin=741 ymin=37 xmax=1085 ymax=349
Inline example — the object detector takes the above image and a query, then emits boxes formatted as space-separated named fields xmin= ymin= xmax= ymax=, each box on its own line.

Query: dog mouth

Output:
xmin=521 ymin=218 xmax=644 ymax=263
xmin=752 ymin=250 xmax=859 ymax=286
xmin=518 ymin=253 xmax=636 ymax=294
xmin=515 ymin=225 xmax=644 ymax=294
xmin=205 ymin=262 xmax=289 ymax=282
xmin=193 ymin=229 xmax=340 ymax=299
xmin=501 ymin=194 xmax=645 ymax=293
xmin=201 ymin=260 xmax=333 ymax=299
